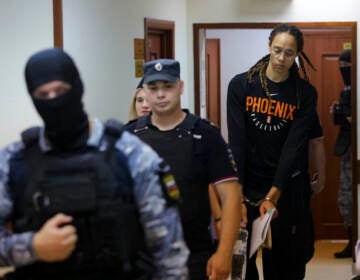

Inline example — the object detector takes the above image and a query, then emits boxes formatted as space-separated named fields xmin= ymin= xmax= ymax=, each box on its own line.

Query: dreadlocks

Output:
xmin=247 ymin=23 xmax=316 ymax=108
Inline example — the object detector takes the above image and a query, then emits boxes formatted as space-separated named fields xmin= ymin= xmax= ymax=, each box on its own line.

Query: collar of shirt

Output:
xmin=38 ymin=117 xmax=104 ymax=152
xmin=146 ymin=108 xmax=191 ymax=129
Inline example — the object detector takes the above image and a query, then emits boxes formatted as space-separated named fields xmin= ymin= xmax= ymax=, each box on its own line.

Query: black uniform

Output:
xmin=334 ymin=86 xmax=351 ymax=157
xmin=227 ymin=72 xmax=318 ymax=280
xmin=125 ymin=110 xmax=238 ymax=280
xmin=335 ymin=86 xmax=352 ymax=229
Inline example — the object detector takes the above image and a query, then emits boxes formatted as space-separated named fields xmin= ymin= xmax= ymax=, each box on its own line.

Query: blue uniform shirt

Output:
xmin=0 ymin=118 xmax=189 ymax=279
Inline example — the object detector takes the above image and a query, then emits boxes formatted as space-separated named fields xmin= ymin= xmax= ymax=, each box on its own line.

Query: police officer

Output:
xmin=331 ymin=49 xmax=352 ymax=258
xmin=0 ymin=48 xmax=189 ymax=280
xmin=125 ymin=59 xmax=244 ymax=280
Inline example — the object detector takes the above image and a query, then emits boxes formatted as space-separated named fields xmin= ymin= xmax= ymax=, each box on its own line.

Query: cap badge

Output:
xmin=155 ymin=63 xmax=163 ymax=71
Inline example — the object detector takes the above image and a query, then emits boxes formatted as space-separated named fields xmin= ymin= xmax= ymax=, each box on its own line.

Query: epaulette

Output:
xmin=134 ymin=116 xmax=149 ymax=133
xmin=180 ymin=113 xmax=200 ymax=130
xmin=126 ymin=118 xmax=138 ymax=126
xmin=103 ymin=119 xmax=124 ymax=162
xmin=21 ymin=126 xmax=41 ymax=148
xmin=200 ymin=117 xmax=219 ymax=127
xmin=197 ymin=117 xmax=220 ymax=131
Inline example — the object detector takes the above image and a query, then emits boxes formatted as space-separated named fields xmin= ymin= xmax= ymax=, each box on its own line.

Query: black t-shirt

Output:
xmin=227 ymin=72 xmax=317 ymax=200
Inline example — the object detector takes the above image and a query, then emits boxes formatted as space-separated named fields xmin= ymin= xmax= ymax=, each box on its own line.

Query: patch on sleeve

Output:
xmin=160 ymin=172 xmax=180 ymax=204
xmin=227 ymin=146 xmax=238 ymax=172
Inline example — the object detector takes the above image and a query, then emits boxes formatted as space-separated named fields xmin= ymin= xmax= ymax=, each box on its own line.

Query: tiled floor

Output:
xmin=256 ymin=240 xmax=354 ymax=280
xmin=306 ymin=240 xmax=353 ymax=280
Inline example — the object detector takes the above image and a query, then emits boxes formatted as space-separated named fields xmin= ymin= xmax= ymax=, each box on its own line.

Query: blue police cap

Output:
xmin=143 ymin=59 xmax=180 ymax=84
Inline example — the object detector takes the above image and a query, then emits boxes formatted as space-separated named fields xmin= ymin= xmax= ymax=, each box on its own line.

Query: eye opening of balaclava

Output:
xmin=25 ymin=48 xmax=89 ymax=151
xmin=339 ymin=49 xmax=351 ymax=86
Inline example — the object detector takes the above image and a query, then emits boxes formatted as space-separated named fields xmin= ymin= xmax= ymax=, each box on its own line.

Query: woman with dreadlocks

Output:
xmin=227 ymin=23 xmax=319 ymax=279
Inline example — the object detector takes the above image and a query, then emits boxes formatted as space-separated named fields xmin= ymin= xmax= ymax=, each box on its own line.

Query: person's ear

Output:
xmin=179 ymin=80 xmax=184 ymax=95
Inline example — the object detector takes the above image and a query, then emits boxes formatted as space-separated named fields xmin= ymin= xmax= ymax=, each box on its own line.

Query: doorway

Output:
xmin=144 ymin=18 xmax=175 ymax=61
xmin=193 ymin=22 xmax=357 ymax=241
xmin=302 ymin=27 xmax=354 ymax=239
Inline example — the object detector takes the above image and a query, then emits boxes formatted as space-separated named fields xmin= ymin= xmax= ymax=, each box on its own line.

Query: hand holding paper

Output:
xmin=249 ymin=208 xmax=275 ymax=258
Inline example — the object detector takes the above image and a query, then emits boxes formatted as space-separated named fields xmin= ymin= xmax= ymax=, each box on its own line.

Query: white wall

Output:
xmin=62 ymin=0 xmax=188 ymax=123
xmin=0 ymin=1 xmax=188 ymax=147
xmin=0 ymin=0 xmax=53 ymax=146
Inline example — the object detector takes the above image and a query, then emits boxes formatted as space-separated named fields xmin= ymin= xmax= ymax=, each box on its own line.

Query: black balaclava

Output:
xmin=339 ymin=49 xmax=351 ymax=86
xmin=25 ymin=48 xmax=89 ymax=151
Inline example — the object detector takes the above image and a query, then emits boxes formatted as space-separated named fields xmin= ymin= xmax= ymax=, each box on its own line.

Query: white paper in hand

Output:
xmin=249 ymin=208 xmax=275 ymax=258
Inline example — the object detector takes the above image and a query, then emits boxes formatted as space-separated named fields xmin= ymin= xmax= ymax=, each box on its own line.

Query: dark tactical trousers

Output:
xmin=338 ymin=148 xmax=352 ymax=227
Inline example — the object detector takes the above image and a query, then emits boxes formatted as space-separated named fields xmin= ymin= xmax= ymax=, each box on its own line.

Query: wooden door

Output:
xmin=303 ymin=29 xmax=352 ymax=239
xmin=205 ymin=39 xmax=221 ymax=127
xmin=148 ymin=34 xmax=162 ymax=60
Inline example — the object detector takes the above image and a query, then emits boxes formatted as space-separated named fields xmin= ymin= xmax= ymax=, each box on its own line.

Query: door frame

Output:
xmin=206 ymin=38 xmax=221 ymax=127
xmin=193 ymin=21 xmax=358 ymax=241
xmin=53 ymin=0 xmax=63 ymax=48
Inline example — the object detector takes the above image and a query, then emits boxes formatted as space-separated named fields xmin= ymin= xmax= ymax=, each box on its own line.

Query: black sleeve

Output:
xmin=340 ymin=88 xmax=351 ymax=117
xmin=205 ymin=125 xmax=238 ymax=183
xmin=226 ymin=73 xmax=248 ymax=184
xmin=309 ymin=112 xmax=323 ymax=139
xmin=273 ymin=81 xmax=318 ymax=190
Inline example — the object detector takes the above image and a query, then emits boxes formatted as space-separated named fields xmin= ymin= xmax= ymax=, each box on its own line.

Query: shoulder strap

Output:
xmin=134 ymin=116 xmax=148 ymax=133
xmin=102 ymin=119 xmax=135 ymax=199
xmin=180 ymin=113 xmax=201 ymax=130
xmin=103 ymin=119 xmax=124 ymax=162
xmin=104 ymin=118 xmax=124 ymax=139
xmin=21 ymin=126 xmax=41 ymax=148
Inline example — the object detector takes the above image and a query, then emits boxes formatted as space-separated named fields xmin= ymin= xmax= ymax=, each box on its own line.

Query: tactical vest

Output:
xmin=8 ymin=120 xmax=152 ymax=280
xmin=134 ymin=114 xmax=212 ymax=252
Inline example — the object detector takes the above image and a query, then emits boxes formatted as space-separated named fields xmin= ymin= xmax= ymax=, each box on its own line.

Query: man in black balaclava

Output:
xmin=332 ymin=49 xmax=352 ymax=258
xmin=0 ymin=48 xmax=189 ymax=279
xmin=339 ymin=49 xmax=351 ymax=87
xmin=25 ymin=47 xmax=89 ymax=150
